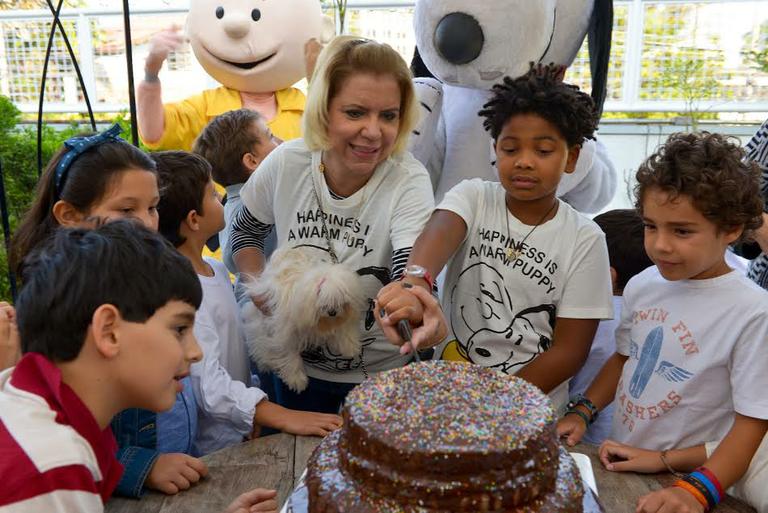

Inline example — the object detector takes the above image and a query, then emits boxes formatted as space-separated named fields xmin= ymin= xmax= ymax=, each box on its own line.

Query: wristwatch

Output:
xmin=404 ymin=264 xmax=433 ymax=290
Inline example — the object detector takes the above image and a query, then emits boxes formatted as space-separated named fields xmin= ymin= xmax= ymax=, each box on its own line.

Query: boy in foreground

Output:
xmin=0 ymin=221 xmax=278 ymax=512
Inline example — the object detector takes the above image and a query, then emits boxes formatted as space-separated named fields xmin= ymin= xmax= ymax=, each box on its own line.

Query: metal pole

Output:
xmin=37 ymin=0 xmax=64 ymax=177
xmin=122 ymin=0 xmax=139 ymax=146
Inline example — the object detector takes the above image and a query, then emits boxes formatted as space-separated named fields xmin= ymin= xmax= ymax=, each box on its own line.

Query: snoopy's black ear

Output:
xmin=588 ymin=0 xmax=613 ymax=118
xmin=410 ymin=46 xmax=434 ymax=79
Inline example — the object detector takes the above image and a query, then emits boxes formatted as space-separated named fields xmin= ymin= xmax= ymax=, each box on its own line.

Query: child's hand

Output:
xmin=0 ymin=302 xmax=20 ymax=371
xmin=635 ymin=486 xmax=705 ymax=513
xmin=254 ymin=401 xmax=343 ymax=437
xmin=146 ymin=453 xmax=208 ymax=495
xmin=276 ymin=409 xmax=343 ymax=437
xmin=223 ymin=488 xmax=278 ymax=513
xmin=598 ymin=440 xmax=665 ymax=474
xmin=556 ymin=412 xmax=588 ymax=447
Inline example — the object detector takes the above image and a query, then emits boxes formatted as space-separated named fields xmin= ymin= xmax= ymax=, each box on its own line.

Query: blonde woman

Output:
xmin=229 ymin=36 xmax=434 ymax=412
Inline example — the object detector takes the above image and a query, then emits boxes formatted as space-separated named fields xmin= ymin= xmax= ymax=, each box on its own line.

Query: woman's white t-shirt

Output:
xmin=238 ymin=138 xmax=435 ymax=383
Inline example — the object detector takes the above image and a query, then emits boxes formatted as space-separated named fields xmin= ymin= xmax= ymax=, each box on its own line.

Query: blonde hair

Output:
xmin=303 ymin=36 xmax=417 ymax=156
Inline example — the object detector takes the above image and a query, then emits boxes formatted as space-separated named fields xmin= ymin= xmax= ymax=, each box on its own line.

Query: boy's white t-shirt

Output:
xmin=239 ymin=138 xmax=435 ymax=383
xmin=436 ymin=179 xmax=613 ymax=410
xmin=612 ymin=266 xmax=768 ymax=450
xmin=191 ymin=257 xmax=266 ymax=456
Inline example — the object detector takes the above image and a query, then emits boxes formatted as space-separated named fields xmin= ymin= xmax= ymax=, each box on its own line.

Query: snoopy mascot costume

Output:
xmin=410 ymin=0 xmax=616 ymax=212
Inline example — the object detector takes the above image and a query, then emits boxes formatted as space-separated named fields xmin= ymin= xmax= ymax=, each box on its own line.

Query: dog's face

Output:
xmin=296 ymin=263 xmax=365 ymax=333
xmin=316 ymin=303 xmax=356 ymax=333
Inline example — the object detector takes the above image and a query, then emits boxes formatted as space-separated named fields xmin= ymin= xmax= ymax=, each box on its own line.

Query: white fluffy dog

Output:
xmin=242 ymin=247 xmax=366 ymax=392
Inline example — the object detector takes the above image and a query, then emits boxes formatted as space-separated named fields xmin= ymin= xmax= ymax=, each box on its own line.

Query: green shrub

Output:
xmin=0 ymin=95 xmax=135 ymax=301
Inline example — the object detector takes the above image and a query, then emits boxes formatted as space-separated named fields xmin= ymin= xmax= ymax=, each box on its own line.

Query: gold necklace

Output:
xmin=504 ymin=198 xmax=558 ymax=261
xmin=318 ymin=159 xmax=368 ymax=213
xmin=312 ymin=157 xmax=371 ymax=378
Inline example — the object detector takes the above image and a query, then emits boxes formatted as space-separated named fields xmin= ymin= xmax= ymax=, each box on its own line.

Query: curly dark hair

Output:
xmin=635 ymin=132 xmax=764 ymax=242
xmin=479 ymin=63 xmax=598 ymax=146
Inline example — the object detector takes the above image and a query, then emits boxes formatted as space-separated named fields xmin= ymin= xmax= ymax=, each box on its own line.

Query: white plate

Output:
xmin=571 ymin=452 xmax=599 ymax=496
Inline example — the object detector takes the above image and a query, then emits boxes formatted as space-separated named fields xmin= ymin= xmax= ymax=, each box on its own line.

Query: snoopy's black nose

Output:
xmin=435 ymin=12 xmax=484 ymax=65
xmin=327 ymin=309 xmax=337 ymax=317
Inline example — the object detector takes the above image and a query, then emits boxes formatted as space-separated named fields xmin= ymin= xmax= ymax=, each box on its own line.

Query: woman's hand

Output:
xmin=376 ymin=285 xmax=446 ymax=353
xmin=598 ymin=440 xmax=666 ymax=474
xmin=635 ymin=487 xmax=705 ymax=513
xmin=377 ymin=281 xmax=424 ymax=325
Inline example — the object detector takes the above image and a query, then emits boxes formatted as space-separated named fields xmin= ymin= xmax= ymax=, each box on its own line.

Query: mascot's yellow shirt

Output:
xmin=143 ymin=86 xmax=305 ymax=151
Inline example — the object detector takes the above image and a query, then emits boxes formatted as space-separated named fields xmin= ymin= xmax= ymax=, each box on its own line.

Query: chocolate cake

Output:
xmin=306 ymin=360 xmax=584 ymax=512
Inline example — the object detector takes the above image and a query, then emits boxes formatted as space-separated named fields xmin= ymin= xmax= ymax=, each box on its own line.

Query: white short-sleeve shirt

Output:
xmin=612 ymin=266 xmax=768 ymax=449
xmin=437 ymin=179 xmax=613 ymax=409
xmin=239 ymin=139 xmax=435 ymax=383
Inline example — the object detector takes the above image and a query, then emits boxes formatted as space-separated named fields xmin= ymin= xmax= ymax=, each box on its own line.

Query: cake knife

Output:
xmin=397 ymin=319 xmax=421 ymax=362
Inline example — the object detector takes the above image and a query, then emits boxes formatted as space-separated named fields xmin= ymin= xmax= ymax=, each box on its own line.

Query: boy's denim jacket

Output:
xmin=110 ymin=408 xmax=159 ymax=498
xmin=110 ymin=376 xmax=196 ymax=498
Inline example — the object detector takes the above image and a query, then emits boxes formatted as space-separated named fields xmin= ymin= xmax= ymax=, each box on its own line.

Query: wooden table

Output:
xmin=574 ymin=444 xmax=755 ymax=513
xmin=105 ymin=436 xmax=755 ymax=513
xmin=105 ymin=434 xmax=318 ymax=513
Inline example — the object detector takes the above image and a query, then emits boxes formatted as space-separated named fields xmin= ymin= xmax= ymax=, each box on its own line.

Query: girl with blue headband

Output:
xmin=11 ymin=124 xmax=159 ymax=275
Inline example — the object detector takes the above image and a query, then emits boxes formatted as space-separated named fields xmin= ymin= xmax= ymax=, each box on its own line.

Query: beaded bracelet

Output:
xmin=564 ymin=408 xmax=591 ymax=428
xmin=567 ymin=394 xmax=598 ymax=424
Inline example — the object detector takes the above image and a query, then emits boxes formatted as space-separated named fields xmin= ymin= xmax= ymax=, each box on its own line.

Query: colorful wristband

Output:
xmin=674 ymin=480 xmax=709 ymax=510
xmin=697 ymin=467 xmax=724 ymax=501
xmin=689 ymin=470 xmax=721 ymax=506
xmin=681 ymin=471 xmax=721 ymax=511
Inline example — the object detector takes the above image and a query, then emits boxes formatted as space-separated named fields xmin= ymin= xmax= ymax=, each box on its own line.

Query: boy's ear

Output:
xmin=242 ymin=152 xmax=261 ymax=172
xmin=90 ymin=304 xmax=122 ymax=359
xmin=723 ymin=225 xmax=744 ymax=245
xmin=52 ymin=200 xmax=86 ymax=227
xmin=184 ymin=209 xmax=200 ymax=232
xmin=564 ymin=145 xmax=581 ymax=175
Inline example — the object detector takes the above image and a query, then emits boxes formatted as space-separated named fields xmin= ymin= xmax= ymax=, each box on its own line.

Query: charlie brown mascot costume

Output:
xmin=137 ymin=0 xmax=333 ymax=151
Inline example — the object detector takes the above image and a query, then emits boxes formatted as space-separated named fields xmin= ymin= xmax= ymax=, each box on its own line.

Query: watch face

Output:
xmin=406 ymin=265 xmax=427 ymax=278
